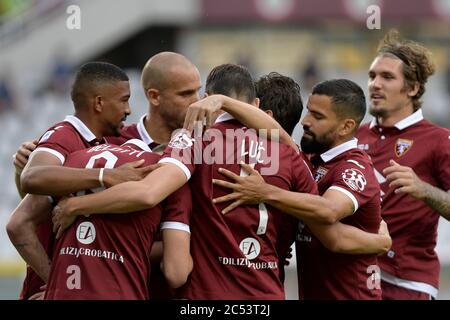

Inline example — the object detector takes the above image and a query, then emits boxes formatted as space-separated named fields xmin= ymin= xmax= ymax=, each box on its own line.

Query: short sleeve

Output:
xmin=160 ymin=182 xmax=192 ymax=233
xmin=159 ymin=129 xmax=198 ymax=180
xmin=35 ymin=125 xmax=82 ymax=164
xmin=328 ymin=159 xmax=379 ymax=213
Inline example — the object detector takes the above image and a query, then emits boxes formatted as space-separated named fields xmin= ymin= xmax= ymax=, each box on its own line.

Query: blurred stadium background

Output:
xmin=0 ymin=0 xmax=449 ymax=299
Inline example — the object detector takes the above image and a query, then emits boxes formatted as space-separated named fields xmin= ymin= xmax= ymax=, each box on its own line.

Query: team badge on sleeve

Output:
xmin=342 ymin=168 xmax=367 ymax=192
xmin=39 ymin=130 xmax=55 ymax=143
xmin=168 ymin=130 xmax=195 ymax=149
xmin=395 ymin=138 xmax=413 ymax=157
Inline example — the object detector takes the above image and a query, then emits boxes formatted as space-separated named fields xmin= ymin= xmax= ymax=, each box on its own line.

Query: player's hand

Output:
xmin=212 ymin=162 xmax=266 ymax=214
xmin=377 ymin=219 xmax=389 ymax=237
xmin=13 ymin=140 xmax=38 ymax=175
xmin=104 ymin=160 xmax=160 ymax=187
xmin=52 ymin=197 xmax=76 ymax=239
xmin=377 ymin=219 xmax=392 ymax=255
xmin=28 ymin=285 xmax=46 ymax=300
xmin=383 ymin=160 xmax=426 ymax=200
xmin=183 ymin=95 xmax=224 ymax=134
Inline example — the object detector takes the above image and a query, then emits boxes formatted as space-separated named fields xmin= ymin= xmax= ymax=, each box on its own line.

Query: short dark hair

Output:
xmin=376 ymin=29 xmax=435 ymax=111
xmin=256 ymin=72 xmax=303 ymax=135
xmin=206 ymin=64 xmax=256 ymax=103
xmin=71 ymin=62 xmax=129 ymax=106
xmin=312 ymin=79 xmax=366 ymax=125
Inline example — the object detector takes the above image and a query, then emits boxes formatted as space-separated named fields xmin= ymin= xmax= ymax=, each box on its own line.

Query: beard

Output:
xmin=300 ymin=129 xmax=335 ymax=155
xmin=300 ymin=136 xmax=327 ymax=154
xmin=108 ymin=123 xmax=123 ymax=137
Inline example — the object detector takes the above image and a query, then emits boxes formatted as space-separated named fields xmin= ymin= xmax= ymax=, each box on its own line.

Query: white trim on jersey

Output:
xmin=320 ymin=138 xmax=358 ymax=163
xmin=158 ymin=157 xmax=191 ymax=180
xmin=381 ymin=270 xmax=438 ymax=299
xmin=122 ymin=139 xmax=151 ymax=152
xmin=64 ymin=115 xmax=96 ymax=142
xmin=215 ymin=112 xmax=235 ymax=123
xmin=369 ymin=109 xmax=423 ymax=130
xmin=136 ymin=114 xmax=154 ymax=146
xmin=33 ymin=147 xmax=65 ymax=164
xmin=256 ymin=203 xmax=268 ymax=235
xmin=328 ymin=186 xmax=359 ymax=213
xmin=160 ymin=221 xmax=190 ymax=233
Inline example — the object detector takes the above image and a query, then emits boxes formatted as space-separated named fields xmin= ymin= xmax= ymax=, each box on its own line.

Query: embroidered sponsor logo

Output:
xmin=395 ymin=138 xmax=413 ymax=157
xmin=342 ymin=168 xmax=367 ymax=192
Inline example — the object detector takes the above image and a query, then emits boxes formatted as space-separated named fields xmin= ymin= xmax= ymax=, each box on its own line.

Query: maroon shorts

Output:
xmin=381 ymin=280 xmax=433 ymax=300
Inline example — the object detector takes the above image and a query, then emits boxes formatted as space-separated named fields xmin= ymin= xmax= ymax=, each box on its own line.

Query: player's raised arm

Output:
xmin=184 ymin=94 xmax=297 ymax=150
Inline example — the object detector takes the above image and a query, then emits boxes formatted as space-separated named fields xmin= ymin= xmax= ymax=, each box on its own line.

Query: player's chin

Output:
xmin=112 ymin=126 xmax=123 ymax=137
xmin=369 ymin=101 xmax=385 ymax=111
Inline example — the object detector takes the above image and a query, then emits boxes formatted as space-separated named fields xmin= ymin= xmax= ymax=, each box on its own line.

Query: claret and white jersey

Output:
xmin=357 ymin=109 xmax=450 ymax=298
xmin=296 ymin=139 xmax=382 ymax=300
xmin=160 ymin=113 xmax=317 ymax=300
xmin=21 ymin=115 xmax=106 ymax=299
xmin=45 ymin=140 xmax=191 ymax=300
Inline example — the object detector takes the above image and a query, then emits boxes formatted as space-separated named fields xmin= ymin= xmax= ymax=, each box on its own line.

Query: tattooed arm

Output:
xmin=6 ymin=195 xmax=52 ymax=282
xmin=384 ymin=160 xmax=450 ymax=220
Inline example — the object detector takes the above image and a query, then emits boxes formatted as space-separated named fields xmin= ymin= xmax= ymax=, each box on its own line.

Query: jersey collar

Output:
xmin=64 ymin=115 xmax=97 ymax=142
xmin=369 ymin=109 xmax=424 ymax=130
xmin=320 ymin=138 xmax=358 ymax=163
xmin=215 ymin=112 xmax=235 ymax=123
xmin=136 ymin=114 xmax=155 ymax=146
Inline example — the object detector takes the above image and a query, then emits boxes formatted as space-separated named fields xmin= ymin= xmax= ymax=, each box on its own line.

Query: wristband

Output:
xmin=99 ymin=168 xmax=105 ymax=187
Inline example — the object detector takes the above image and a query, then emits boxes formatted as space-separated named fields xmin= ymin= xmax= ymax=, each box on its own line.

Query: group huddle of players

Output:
xmin=7 ymin=29 xmax=450 ymax=300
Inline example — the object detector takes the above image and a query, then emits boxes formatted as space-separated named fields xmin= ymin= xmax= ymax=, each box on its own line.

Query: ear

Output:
xmin=407 ymin=82 xmax=420 ymax=98
xmin=264 ymin=109 xmax=274 ymax=118
xmin=147 ymin=88 xmax=160 ymax=107
xmin=94 ymin=96 xmax=103 ymax=113
xmin=339 ymin=118 xmax=357 ymax=136
xmin=252 ymin=97 xmax=260 ymax=108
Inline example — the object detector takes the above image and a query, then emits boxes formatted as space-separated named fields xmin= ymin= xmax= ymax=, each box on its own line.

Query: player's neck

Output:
xmin=376 ymin=103 xmax=414 ymax=127
xmin=145 ymin=112 xmax=172 ymax=144
xmin=329 ymin=135 xmax=354 ymax=150
xmin=74 ymin=112 xmax=103 ymax=140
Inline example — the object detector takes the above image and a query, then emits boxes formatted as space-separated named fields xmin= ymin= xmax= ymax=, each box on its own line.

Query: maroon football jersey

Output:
xmin=296 ymin=139 xmax=382 ymax=300
xmin=160 ymin=113 xmax=317 ymax=299
xmin=107 ymin=115 xmax=165 ymax=152
xmin=20 ymin=115 xmax=104 ymax=299
xmin=356 ymin=110 xmax=450 ymax=298
xmin=45 ymin=139 xmax=191 ymax=299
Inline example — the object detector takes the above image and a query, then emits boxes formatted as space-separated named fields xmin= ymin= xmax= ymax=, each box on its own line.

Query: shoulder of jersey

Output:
xmin=345 ymin=149 xmax=372 ymax=168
